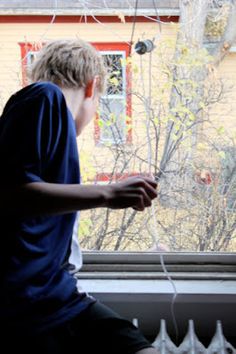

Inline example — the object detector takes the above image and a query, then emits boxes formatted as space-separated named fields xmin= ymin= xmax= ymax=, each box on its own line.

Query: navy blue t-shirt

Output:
xmin=0 ymin=82 xmax=94 ymax=334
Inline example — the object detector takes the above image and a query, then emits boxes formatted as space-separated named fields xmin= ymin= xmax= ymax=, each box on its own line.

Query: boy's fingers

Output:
xmin=135 ymin=178 xmax=158 ymax=200
xmin=141 ymin=176 xmax=158 ymax=189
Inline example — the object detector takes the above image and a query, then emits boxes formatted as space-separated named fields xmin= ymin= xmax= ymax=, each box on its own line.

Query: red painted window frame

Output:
xmin=19 ymin=41 xmax=132 ymax=144
xmin=18 ymin=42 xmax=44 ymax=87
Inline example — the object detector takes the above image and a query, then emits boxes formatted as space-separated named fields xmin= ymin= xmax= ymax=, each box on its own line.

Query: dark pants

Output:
xmin=3 ymin=301 xmax=153 ymax=354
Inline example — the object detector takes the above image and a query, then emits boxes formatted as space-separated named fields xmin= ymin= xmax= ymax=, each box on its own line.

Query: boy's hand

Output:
xmin=103 ymin=176 xmax=158 ymax=211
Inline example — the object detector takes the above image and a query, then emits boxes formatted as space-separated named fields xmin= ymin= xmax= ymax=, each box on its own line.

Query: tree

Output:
xmin=79 ymin=0 xmax=236 ymax=252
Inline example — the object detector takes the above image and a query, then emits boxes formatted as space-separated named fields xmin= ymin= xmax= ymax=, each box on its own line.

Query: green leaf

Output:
xmin=98 ymin=119 xmax=104 ymax=127
xmin=217 ymin=126 xmax=225 ymax=135
xmin=218 ymin=151 xmax=226 ymax=159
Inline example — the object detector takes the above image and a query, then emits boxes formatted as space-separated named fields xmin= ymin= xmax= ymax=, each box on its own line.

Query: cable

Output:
xmin=152 ymin=0 xmax=162 ymax=39
xmin=151 ymin=203 xmax=179 ymax=343
xmin=129 ymin=0 xmax=139 ymax=56
xmin=80 ymin=3 xmax=131 ymax=45
xmin=137 ymin=40 xmax=179 ymax=344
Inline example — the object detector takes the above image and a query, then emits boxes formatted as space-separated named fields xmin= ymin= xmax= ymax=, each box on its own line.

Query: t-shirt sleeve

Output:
xmin=0 ymin=92 xmax=66 ymax=185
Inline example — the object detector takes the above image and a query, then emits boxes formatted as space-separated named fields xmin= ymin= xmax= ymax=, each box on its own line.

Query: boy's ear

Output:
xmin=85 ymin=76 xmax=99 ymax=98
xmin=85 ymin=81 xmax=93 ymax=98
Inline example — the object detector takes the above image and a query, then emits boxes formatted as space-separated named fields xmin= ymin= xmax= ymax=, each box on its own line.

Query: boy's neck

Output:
xmin=60 ymin=86 xmax=85 ymax=121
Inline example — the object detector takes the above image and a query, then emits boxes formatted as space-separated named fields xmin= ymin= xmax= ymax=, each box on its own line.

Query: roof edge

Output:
xmin=0 ymin=8 xmax=180 ymax=16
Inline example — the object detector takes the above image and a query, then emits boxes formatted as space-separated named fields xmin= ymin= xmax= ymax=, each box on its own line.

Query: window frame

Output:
xmin=79 ymin=251 xmax=236 ymax=278
xmin=18 ymin=41 xmax=236 ymax=342
xmin=19 ymin=41 xmax=132 ymax=145
xmin=18 ymin=41 xmax=44 ymax=86
xmin=77 ymin=251 xmax=236 ymax=341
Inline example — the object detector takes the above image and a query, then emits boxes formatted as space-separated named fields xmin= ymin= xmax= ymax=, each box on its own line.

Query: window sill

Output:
xmin=77 ymin=252 xmax=236 ymax=341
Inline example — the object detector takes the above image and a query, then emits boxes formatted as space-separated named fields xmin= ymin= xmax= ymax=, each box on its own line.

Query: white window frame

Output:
xmin=98 ymin=50 xmax=127 ymax=145
xmin=26 ymin=50 xmax=38 ymax=66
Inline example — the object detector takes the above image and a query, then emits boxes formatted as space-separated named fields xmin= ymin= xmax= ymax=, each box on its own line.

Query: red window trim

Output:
xmin=95 ymin=172 xmax=149 ymax=183
xmin=18 ymin=41 xmax=44 ymax=87
xmin=0 ymin=15 xmax=179 ymax=24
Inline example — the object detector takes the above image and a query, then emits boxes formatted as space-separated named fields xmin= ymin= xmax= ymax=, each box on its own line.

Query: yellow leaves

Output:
xmin=199 ymin=101 xmax=206 ymax=110
xmin=98 ymin=113 xmax=119 ymax=129
xmin=126 ymin=115 xmax=132 ymax=123
xmin=132 ymin=64 xmax=139 ymax=74
xmin=171 ymin=105 xmax=196 ymax=122
xmin=217 ymin=126 xmax=225 ymax=135
xmin=153 ymin=116 xmax=159 ymax=125
xmin=109 ymin=77 xmax=119 ymax=86
xmin=181 ymin=47 xmax=189 ymax=56
xmin=98 ymin=119 xmax=104 ymax=128
xmin=79 ymin=151 xmax=96 ymax=183
xmin=120 ymin=56 xmax=132 ymax=67
xmin=197 ymin=143 xmax=207 ymax=151
xmin=79 ymin=218 xmax=93 ymax=238
xmin=218 ymin=151 xmax=226 ymax=159
xmin=171 ymin=133 xmax=179 ymax=141
xmin=176 ymin=45 xmax=212 ymax=67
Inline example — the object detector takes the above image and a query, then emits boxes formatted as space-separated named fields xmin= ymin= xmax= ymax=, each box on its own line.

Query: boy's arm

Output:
xmin=0 ymin=176 xmax=157 ymax=217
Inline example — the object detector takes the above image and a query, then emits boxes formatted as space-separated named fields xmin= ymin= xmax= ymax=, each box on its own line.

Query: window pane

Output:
xmin=4 ymin=7 xmax=236 ymax=253
xmin=27 ymin=51 xmax=37 ymax=66
xmin=103 ymin=53 xmax=124 ymax=96
xmin=96 ymin=51 xmax=127 ymax=145
xmin=99 ymin=97 xmax=126 ymax=144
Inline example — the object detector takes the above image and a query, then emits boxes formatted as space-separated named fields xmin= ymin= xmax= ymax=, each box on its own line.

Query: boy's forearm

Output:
xmin=0 ymin=182 xmax=108 ymax=217
xmin=0 ymin=176 xmax=157 ymax=217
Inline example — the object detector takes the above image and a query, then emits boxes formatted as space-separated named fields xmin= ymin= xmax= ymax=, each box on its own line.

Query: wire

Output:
xmin=129 ymin=0 xmax=139 ymax=56
xmin=152 ymin=0 xmax=162 ymax=39
xmin=138 ymin=48 xmax=179 ymax=343
xmin=79 ymin=3 xmax=131 ymax=45
xmin=151 ymin=204 xmax=179 ymax=343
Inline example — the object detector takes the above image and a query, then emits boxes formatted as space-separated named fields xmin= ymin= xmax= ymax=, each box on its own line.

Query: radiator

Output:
xmin=137 ymin=319 xmax=236 ymax=353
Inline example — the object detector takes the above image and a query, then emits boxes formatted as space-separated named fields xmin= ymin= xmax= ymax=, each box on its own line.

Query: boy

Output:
xmin=0 ymin=39 xmax=159 ymax=354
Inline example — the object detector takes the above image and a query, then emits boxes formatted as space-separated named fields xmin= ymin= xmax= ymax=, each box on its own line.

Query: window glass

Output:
xmin=5 ymin=5 xmax=236 ymax=253
xmin=98 ymin=51 xmax=127 ymax=145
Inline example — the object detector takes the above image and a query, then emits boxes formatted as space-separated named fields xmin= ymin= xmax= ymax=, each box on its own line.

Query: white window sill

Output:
xmin=77 ymin=252 xmax=236 ymax=342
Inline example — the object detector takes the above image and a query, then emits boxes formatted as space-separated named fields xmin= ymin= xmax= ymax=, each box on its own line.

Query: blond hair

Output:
xmin=28 ymin=39 xmax=106 ymax=93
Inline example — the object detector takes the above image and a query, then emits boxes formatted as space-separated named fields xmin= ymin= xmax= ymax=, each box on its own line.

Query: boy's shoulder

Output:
xmin=18 ymin=81 xmax=63 ymax=101
xmin=2 ymin=82 xmax=65 ymax=118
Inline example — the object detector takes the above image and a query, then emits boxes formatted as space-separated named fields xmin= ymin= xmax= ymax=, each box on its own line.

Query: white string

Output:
xmin=151 ymin=203 xmax=179 ymax=342
xmin=137 ymin=48 xmax=179 ymax=342
xmin=78 ymin=2 xmax=131 ymax=45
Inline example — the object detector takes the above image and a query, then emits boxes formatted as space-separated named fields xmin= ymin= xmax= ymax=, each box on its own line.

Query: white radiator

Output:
xmin=133 ymin=319 xmax=236 ymax=354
